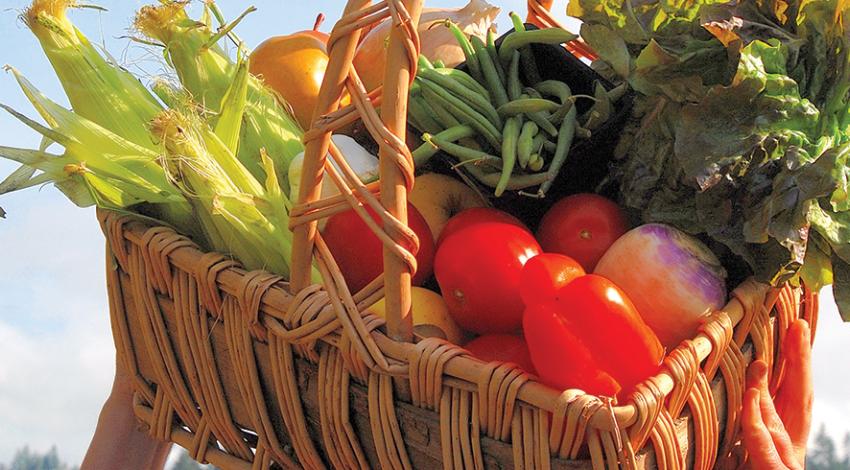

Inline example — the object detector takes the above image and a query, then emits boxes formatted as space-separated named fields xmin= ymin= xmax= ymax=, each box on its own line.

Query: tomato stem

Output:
xmin=580 ymin=229 xmax=592 ymax=240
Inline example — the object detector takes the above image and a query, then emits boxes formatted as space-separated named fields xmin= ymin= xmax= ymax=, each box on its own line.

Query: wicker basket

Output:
xmin=99 ymin=1 xmax=820 ymax=468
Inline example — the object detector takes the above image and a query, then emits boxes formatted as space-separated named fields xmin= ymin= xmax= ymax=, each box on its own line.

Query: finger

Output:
xmin=747 ymin=360 xmax=799 ymax=468
xmin=775 ymin=320 xmax=813 ymax=449
xmin=742 ymin=387 xmax=788 ymax=469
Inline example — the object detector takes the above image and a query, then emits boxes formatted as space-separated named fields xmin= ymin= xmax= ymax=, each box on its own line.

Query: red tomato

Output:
xmin=464 ymin=334 xmax=536 ymax=374
xmin=536 ymin=194 xmax=628 ymax=271
xmin=524 ymin=274 xmax=663 ymax=399
xmin=437 ymin=207 xmax=529 ymax=246
xmin=520 ymin=253 xmax=585 ymax=306
xmin=434 ymin=223 xmax=541 ymax=334
xmin=322 ymin=202 xmax=435 ymax=293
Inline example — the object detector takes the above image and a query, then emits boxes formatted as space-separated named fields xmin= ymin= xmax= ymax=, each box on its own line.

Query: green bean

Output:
xmin=534 ymin=80 xmax=572 ymax=103
xmin=510 ymin=11 xmax=525 ymax=32
xmin=425 ymin=133 xmax=501 ymax=170
xmin=423 ymin=97 xmax=460 ymax=128
xmin=466 ymin=165 xmax=550 ymax=190
xmin=498 ymin=28 xmax=577 ymax=64
xmin=418 ymin=55 xmax=435 ymax=70
xmin=542 ymin=139 xmax=557 ymax=152
xmin=409 ymin=96 xmax=442 ymax=134
xmin=524 ymin=87 xmax=542 ymax=99
xmin=535 ymin=81 xmax=578 ymax=125
xmin=507 ymin=51 xmax=522 ymax=101
xmin=487 ymin=29 xmax=507 ymax=86
xmin=528 ymin=113 xmax=558 ymax=136
xmin=445 ymin=20 xmax=483 ymax=83
xmin=432 ymin=59 xmax=446 ymax=69
xmin=517 ymin=121 xmax=538 ymax=169
xmin=539 ymin=104 xmax=577 ymax=196
xmin=419 ymin=68 xmax=501 ymax=128
xmin=498 ymin=98 xmax=561 ymax=117
xmin=575 ymin=126 xmax=592 ymax=139
xmin=547 ymin=95 xmax=594 ymax=123
xmin=508 ymin=12 xmax=541 ymax=85
xmin=407 ymin=114 xmax=423 ymax=132
xmin=532 ymin=132 xmax=546 ymax=154
xmin=548 ymin=99 xmax=574 ymax=124
xmin=421 ymin=79 xmax=502 ymax=148
xmin=427 ymin=99 xmax=481 ymax=150
xmin=496 ymin=116 xmax=522 ymax=196
xmin=412 ymin=125 xmax=476 ymax=167
xmin=433 ymin=68 xmax=491 ymax=100
xmin=471 ymin=36 xmax=509 ymax=107
xmin=528 ymin=154 xmax=544 ymax=172
xmin=522 ymin=88 xmax=559 ymax=136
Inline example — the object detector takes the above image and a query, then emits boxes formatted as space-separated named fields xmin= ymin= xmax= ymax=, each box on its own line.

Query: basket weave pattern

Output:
xmin=98 ymin=1 xmax=820 ymax=468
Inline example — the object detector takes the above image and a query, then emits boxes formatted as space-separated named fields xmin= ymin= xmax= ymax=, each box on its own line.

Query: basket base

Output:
xmin=117 ymin=267 xmax=752 ymax=469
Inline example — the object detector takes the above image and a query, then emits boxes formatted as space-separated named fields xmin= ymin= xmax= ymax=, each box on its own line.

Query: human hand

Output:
xmin=742 ymin=319 xmax=812 ymax=469
xmin=81 ymin=355 xmax=172 ymax=470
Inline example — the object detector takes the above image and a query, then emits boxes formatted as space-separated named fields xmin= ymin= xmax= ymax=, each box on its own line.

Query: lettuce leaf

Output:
xmin=572 ymin=0 xmax=850 ymax=320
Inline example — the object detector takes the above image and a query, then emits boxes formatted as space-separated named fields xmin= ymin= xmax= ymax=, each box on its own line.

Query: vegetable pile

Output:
xmin=0 ymin=0 xmax=846 ymax=405
xmin=571 ymin=0 xmax=850 ymax=319
xmin=409 ymin=13 xmax=625 ymax=198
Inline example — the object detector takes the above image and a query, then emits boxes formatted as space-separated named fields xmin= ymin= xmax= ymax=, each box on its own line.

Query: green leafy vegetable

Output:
xmin=572 ymin=0 xmax=850 ymax=319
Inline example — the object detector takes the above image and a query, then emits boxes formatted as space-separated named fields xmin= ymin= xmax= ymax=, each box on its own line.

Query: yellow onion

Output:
xmin=353 ymin=0 xmax=499 ymax=92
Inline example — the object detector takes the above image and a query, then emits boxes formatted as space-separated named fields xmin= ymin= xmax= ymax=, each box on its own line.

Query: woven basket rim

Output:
xmin=99 ymin=208 xmax=783 ymax=432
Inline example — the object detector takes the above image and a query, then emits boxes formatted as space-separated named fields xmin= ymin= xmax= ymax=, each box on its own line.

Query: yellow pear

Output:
xmin=367 ymin=287 xmax=465 ymax=344
xmin=409 ymin=173 xmax=485 ymax=241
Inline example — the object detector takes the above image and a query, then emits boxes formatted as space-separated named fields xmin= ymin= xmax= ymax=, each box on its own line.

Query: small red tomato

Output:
xmin=464 ymin=334 xmax=536 ymax=374
xmin=434 ymin=222 xmax=541 ymax=334
xmin=536 ymin=194 xmax=628 ymax=271
xmin=438 ymin=207 xmax=529 ymax=246
xmin=520 ymin=253 xmax=585 ymax=306
xmin=322 ymin=202 xmax=435 ymax=293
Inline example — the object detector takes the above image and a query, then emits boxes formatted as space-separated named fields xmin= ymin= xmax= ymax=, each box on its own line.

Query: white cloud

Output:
xmin=808 ymin=289 xmax=850 ymax=445
xmin=0 ymin=319 xmax=114 ymax=464
xmin=0 ymin=191 xmax=114 ymax=465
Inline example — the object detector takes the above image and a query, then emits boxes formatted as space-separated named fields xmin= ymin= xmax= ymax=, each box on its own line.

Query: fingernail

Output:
xmin=748 ymin=360 xmax=768 ymax=380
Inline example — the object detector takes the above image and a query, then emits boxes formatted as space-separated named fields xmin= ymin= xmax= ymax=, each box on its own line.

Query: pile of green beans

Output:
xmin=409 ymin=13 xmax=624 ymax=198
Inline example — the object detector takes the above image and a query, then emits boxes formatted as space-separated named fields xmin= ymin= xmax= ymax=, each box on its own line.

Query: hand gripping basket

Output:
xmin=98 ymin=1 xmax=820 ymax=468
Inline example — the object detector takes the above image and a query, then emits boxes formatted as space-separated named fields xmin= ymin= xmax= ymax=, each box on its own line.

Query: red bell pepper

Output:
xmin=523 ymin=274 xmax=663 ymax=399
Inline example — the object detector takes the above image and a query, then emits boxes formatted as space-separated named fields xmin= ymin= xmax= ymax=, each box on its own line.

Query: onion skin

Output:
xmin=594 ymin=224 xmax=728 ymax=350
xmin=353 ymin=0 xmax=499 ymax=92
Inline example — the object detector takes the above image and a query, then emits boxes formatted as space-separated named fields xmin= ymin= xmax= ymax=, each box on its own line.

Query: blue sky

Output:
xmin=0 ymin=0 xmax=848 ymax=466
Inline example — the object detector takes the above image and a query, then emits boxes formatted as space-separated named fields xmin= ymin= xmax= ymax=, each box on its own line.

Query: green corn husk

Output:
xmin=150 ymin=106 xmax=316 ymax=280
xmin=17 ymin=0 xmax=205 ymax=231
xmin=135 ymin=1 xmax=304 ymax=194
xmin=0 ymin=68 xmax=198 ymax=239
xmin=23 ymin=0 xmax=162 ymax=148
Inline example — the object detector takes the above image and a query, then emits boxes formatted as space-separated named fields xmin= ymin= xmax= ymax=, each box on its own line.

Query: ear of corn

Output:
xmin=0 ymin=69 xmax=200 ymax=239
xmin=0 ymin=0 xmax=314 ymax=281
xmin=152 ymin=108 xmax=316 ymax=280
xmin=135 ymin=1 xmax=304 ymax=194
xmin=23 ymin=0 xmax=163 ymax=149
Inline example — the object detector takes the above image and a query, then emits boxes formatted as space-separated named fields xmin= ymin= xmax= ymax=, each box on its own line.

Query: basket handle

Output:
xmin=290 ymin=0 xmax=594 ymax=349
xmin=291 ymin=0 xmax=424 ymax=347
